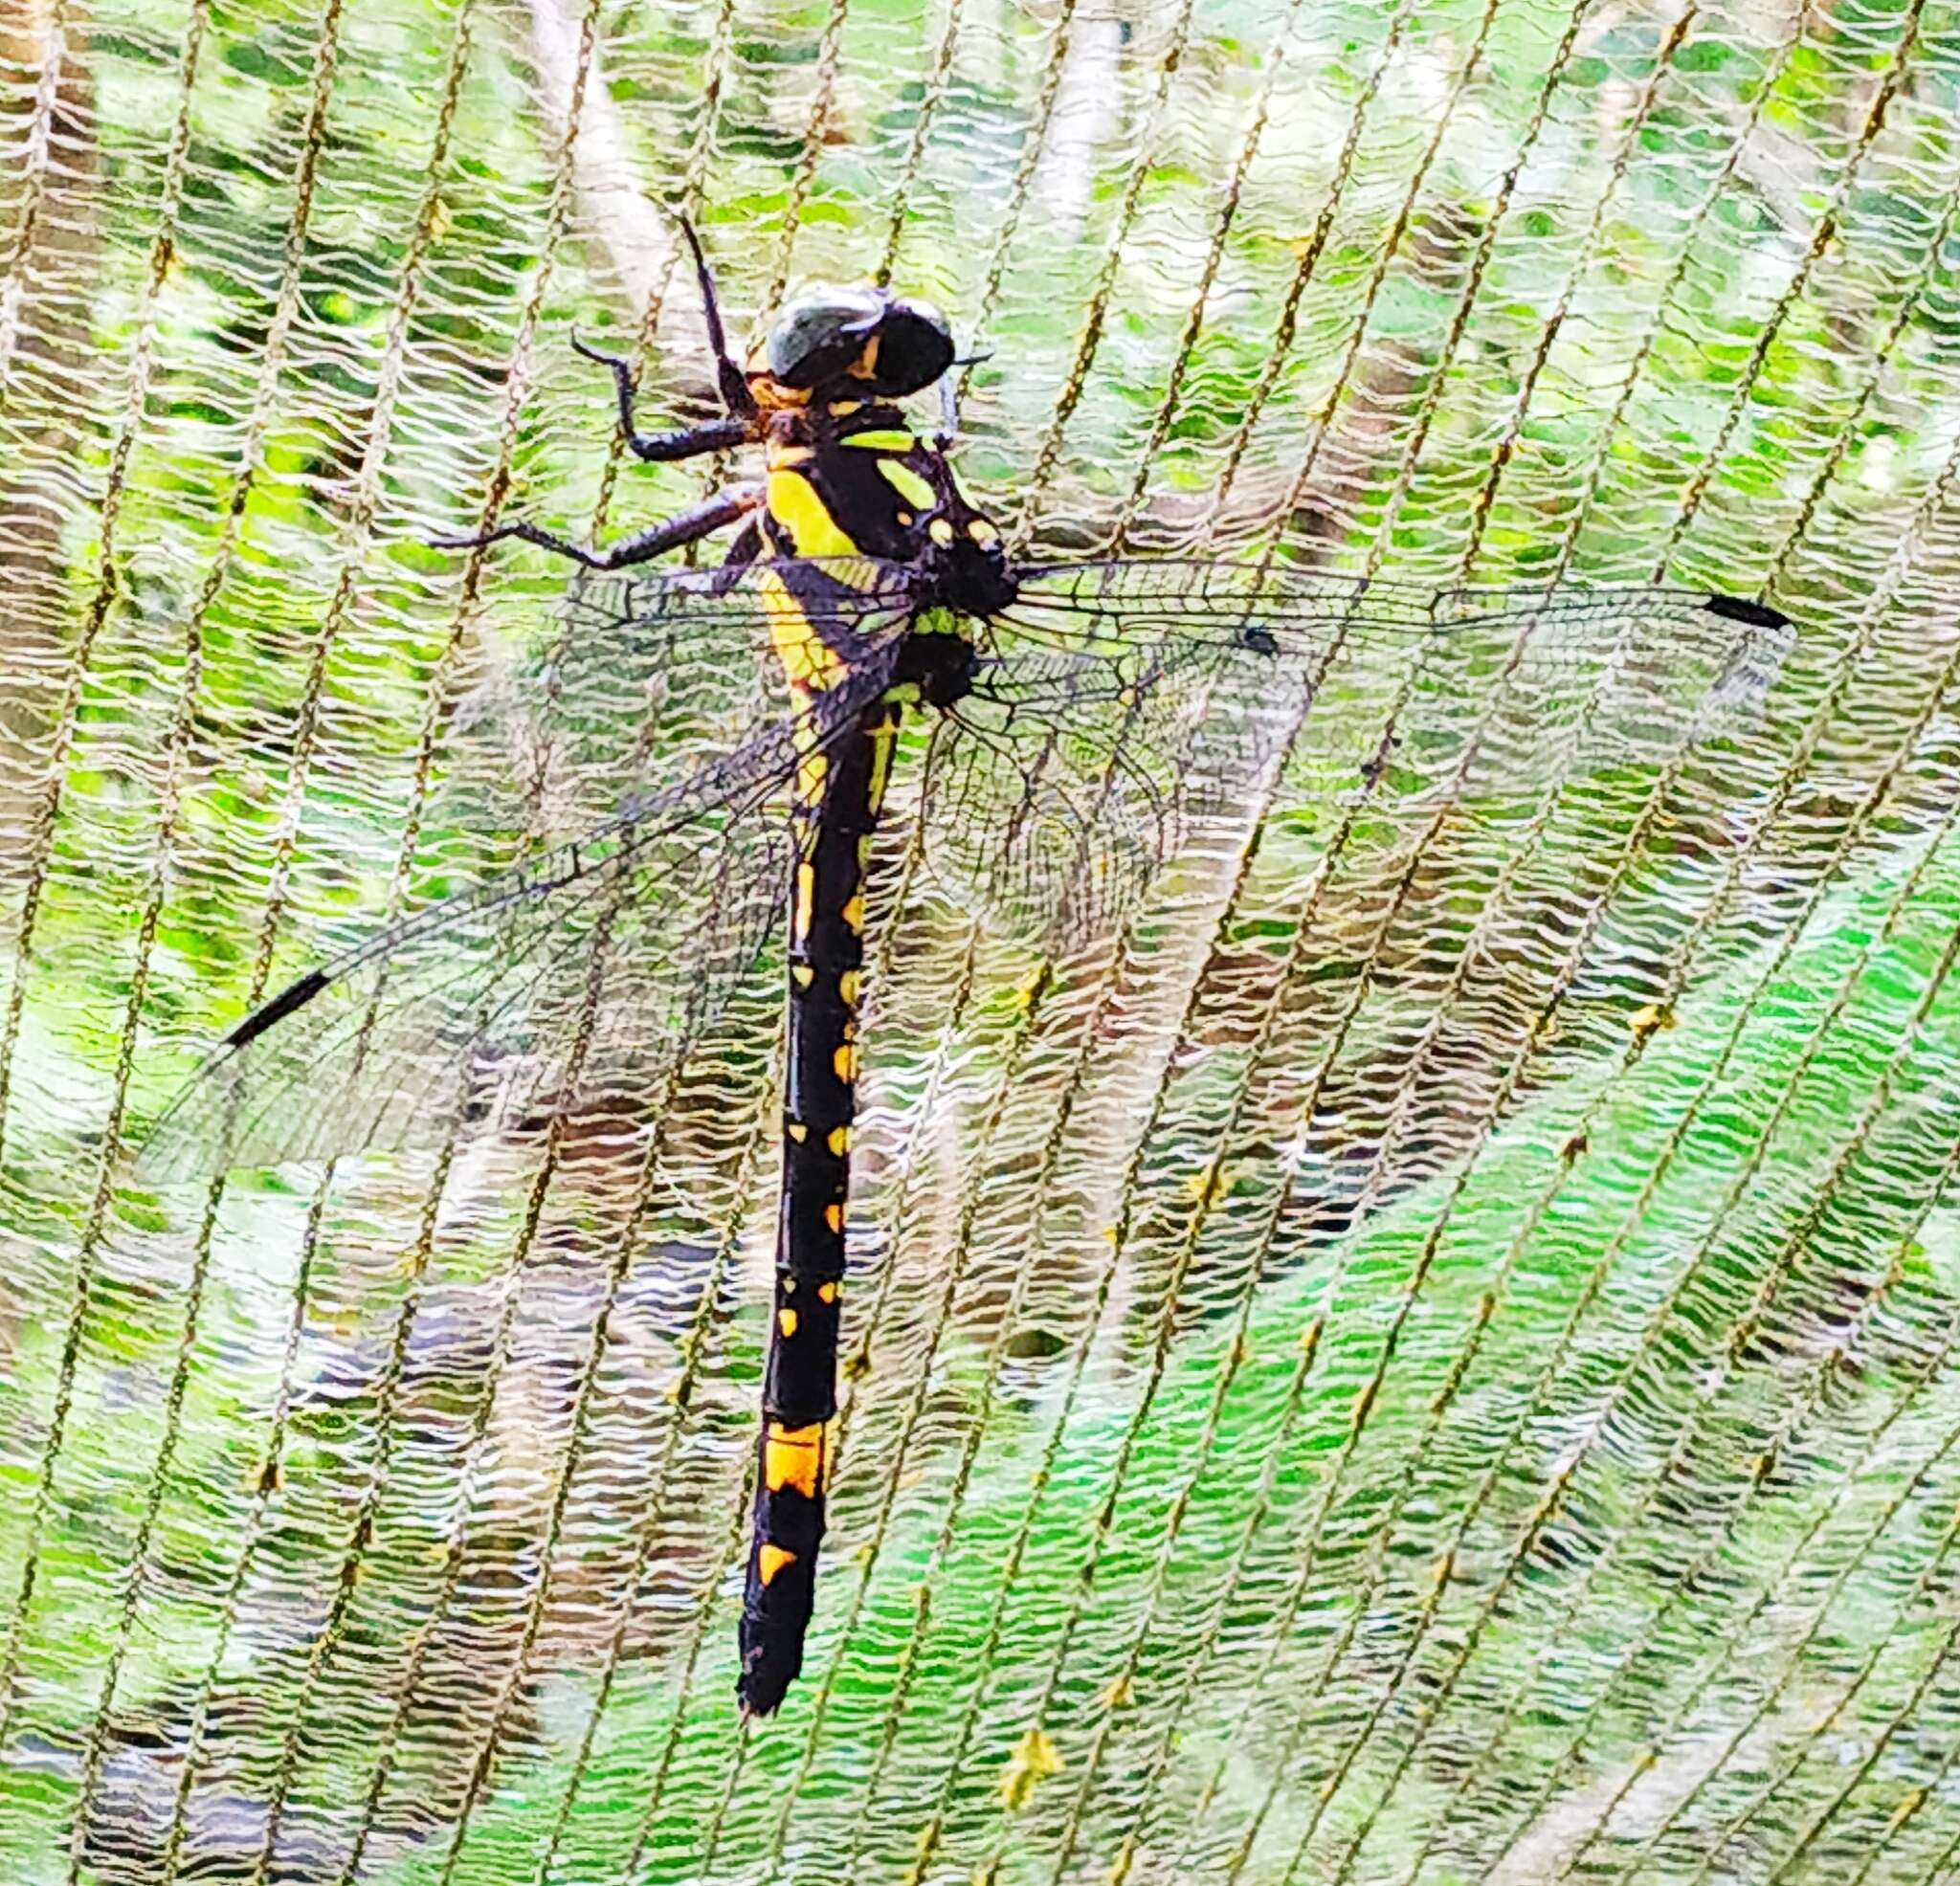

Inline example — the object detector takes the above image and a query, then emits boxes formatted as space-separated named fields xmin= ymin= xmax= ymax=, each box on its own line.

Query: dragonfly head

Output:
xmin=755 ymin=286 xmax=956 ymax=400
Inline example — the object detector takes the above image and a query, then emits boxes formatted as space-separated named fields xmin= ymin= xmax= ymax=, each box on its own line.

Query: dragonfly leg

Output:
xmin=569 ymin=332 xmax=754 ymax=464
xmin=431 ymin=480 xmax=763 ymax=569
xmin=934 ymin=348 xmax=993 ymax=444
xmin=707 ymin=515 xmax=763 ymax=594
xmin=679 ymin=215 xmax=759 ymax=421
xmin=559 ymin=217 xmax=757 ymax=457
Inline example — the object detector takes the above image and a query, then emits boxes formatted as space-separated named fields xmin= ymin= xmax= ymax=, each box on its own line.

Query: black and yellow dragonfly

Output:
xmin=143 ymin=222 xmax=1793 ymax=1717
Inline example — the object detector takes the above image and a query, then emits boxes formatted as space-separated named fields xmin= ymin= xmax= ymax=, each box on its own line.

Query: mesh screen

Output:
xmin=3 ymin=0 xmax=1959 ymax=1880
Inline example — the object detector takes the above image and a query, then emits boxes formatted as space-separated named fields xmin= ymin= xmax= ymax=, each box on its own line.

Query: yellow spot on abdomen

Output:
xmin=834 ymin=1042 xmax=857 ymax=1083
xmin=794 ymin=860 xmax=816 ymax=944
xmin=841 ymin=890 xmax=865 ymax=934
xmin=817 ymin=1280 xmax=839 ymax=1305
xmin=838 ymin=968 xmax=862 ymax=1008
xmin=928 ymin=518 xmax=955 ymax=545
xmin=825 ymin=1203 xmax=844 ymax=1234
xmin=758 ymin=1542 xmax=797 ymax=1586
xmin=778 ymin=1307 xmax=799 ymax=1339
xmin=765 ymin=1422 xmax=825 ymax=1499
xmin=828 ymin=1124 xmax=850 ymax=1155
xmin=866 ymin=718 xmax=897 ymax=810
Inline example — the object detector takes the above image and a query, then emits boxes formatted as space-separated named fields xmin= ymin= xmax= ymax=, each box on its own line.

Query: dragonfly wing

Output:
xmin=929 ymin=566 xmax=1793 ymax=942
xmin=140 ymin=652 xmax=904 ymax=1180
xmin=1003 ymin=563 xmax=1793 ymax=787
xmin=916 ymin=626 xmax=1281 ymax=944
xmin=451 ymin=558 xmax=926 ymax=843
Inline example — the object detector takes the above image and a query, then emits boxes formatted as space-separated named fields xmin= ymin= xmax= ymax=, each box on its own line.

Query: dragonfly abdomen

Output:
xmin=738 ymin=692 xmax=898 ymax=1718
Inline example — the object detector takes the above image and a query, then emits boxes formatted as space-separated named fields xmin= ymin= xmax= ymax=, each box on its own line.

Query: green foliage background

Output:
xmin=1 ymin=0 xmax=1958 ymax=1880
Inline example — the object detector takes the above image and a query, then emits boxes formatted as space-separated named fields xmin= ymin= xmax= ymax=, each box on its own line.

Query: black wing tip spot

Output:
xmin=224 ymin=967 xmax=331 ymax=1050
xmin=1704 ymin=593 xmax=1791 ymax=631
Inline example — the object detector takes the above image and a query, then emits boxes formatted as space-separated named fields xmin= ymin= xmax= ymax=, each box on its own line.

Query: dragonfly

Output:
xmin=142 ymin=220 xmax=1793 ymax=1719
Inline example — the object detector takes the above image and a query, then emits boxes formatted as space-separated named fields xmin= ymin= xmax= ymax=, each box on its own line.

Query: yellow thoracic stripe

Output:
xmin=758 ymin=566 xmax=846 ymax=693
xmin=841 ymin=428 xmax=917 ymax=451
xmin=879 ymin=458 xmax=937 ymax=510
xmin=767 ymin=468 xmax=861 ymax=559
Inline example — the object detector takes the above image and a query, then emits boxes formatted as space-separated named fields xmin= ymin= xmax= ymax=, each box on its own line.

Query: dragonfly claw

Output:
xmin=569 ymin=327 xmax=629 ymax=369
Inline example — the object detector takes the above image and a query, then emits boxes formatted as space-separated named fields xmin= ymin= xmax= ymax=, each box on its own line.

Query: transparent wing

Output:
xmin=446 ymin=557 xmax=928 ymax=845
xmin=141 ymin=618 xmax=907 ymax=1180
xmin=919 ymin=564 xmax=1793 ymax=942
xmin=917 ymin=632 xmax=1258 ymax=945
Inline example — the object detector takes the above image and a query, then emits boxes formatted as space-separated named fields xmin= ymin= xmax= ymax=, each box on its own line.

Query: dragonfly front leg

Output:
xmin=679 ymin=215 xmax=758 ymax=421
xmin=431 ymin=480 xmax=764 ymax=570
xmin=563 ymin=216 xmax=759 ymax=463
xmin=570 ymin=333 xmax=754 ymax=463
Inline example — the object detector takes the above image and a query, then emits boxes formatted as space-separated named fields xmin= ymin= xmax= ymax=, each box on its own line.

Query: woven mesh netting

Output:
xmin=3 ymin=0 xmax=1960 ymax=1879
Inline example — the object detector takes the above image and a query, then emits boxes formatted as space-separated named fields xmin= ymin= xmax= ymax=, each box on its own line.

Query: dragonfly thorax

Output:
xmin=894 ymin=624 xmax=976 ymax=708
xmin=759 ymin=406 xmax=1019 ymax=627
xmin=914 ymin=502 xmax=1018 ymax=621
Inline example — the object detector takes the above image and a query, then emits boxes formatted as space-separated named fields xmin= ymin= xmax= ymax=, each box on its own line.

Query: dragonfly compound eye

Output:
xmin=763 ymin=287 xmax=955 ymax=398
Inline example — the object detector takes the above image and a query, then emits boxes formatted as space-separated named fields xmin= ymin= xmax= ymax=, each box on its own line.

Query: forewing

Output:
xmin=920 ymin=565 xmax=1793 ymax=943
xmin=447 ymin=558 xmax=925 ymax=843
xmin=1006 ymin=563 xmax=1792 ymax=788
xmin=141 ymin=589 xmax=910 ymax=1180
